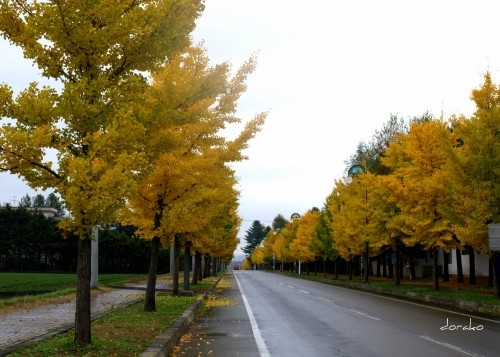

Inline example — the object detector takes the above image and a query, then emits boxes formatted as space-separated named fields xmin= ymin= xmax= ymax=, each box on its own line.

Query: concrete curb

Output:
xmin=139 ymin=296 xmax=204 ymax=357
xmin=140 ymin=272 xmax=227 ymax=357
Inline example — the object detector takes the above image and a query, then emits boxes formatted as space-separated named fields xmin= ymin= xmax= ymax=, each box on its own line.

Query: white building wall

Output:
xmin=447 ymin=249 xmax=489 ymax=277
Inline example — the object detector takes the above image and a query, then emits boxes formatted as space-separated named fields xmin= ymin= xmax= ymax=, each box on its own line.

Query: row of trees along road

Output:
xmin=0 ymin=1 xmax=265 ymax=345
xmin=248 ymin=72 xmax=499 ymax=298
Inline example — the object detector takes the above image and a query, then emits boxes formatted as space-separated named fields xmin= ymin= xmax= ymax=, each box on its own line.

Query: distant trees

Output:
xmin=19 ymin=193 xmax=65 ymax=217
xmin=0 ymin=205 xmax=71 ymax=272
xmin=0 ymin=195 xmax=163 ymax=274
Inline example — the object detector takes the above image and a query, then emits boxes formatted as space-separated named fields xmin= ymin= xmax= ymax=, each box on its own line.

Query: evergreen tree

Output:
xmin=45 ymin=193 xmax=65 ymax=217
xmin=242 ymin=220 xmax=268 ymax=256
xmin=33 ymin=194 xmax=46 ymax=207
xmin=272 ymin=214 xmax=288 ymax=232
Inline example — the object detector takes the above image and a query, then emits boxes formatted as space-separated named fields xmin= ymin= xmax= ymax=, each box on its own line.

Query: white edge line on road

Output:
xmin=345 ymin=287 xmax=500 ymax=325
xmin=234 ymin=272 xmax=271 ymax=357
xmin=419 ymin=335 xmax=483 ymax=357
xmin=349 ymin=308 xmax=381 ymax=321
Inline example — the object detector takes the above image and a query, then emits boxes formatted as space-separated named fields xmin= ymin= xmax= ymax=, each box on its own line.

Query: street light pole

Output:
xmin=346 ymin=164 xmax=369 ymax=284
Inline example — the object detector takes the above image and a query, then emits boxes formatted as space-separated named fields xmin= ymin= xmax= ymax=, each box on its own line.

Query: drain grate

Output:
xmin=196 ymin=332 xmax=228 ymax=337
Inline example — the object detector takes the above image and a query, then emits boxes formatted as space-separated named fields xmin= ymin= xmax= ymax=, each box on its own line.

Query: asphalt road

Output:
xmin=174 ymin=270 xmax=500 ymax=357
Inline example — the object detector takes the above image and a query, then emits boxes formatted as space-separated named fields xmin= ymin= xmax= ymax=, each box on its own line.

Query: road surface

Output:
xmin=174 ymin=271 xmax=500 ymax=356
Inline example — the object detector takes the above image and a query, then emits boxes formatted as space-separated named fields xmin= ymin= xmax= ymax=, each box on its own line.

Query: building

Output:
xmin=25 ymin=206 xmax=59 ymax=218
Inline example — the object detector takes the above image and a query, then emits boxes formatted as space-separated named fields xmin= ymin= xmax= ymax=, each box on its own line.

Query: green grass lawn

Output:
xmin=0 ymin=272 xmax=146 ymax=294
xmin=0 ymin=272 xmax=147 ymax=312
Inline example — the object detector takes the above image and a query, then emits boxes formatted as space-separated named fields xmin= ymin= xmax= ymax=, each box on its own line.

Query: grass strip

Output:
xmin=283 ymin=272 xmax=500 ymax=306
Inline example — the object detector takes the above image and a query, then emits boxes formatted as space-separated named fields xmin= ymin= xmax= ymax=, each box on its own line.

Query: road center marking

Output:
xmin=299 ymin=289 xmax=309 ymax=294
xmin=420 ymin=335 xmax=483 ymax=356
xmin=234 ymin=272 xmax=271 ymax=357
xmin=349 ymin=308 xmax=381 ymax=321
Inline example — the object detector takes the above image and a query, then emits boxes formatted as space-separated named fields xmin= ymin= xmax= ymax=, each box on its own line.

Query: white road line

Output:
xmin=299 ymin=289 xmax=309 ymax=294
xmin=420 ymin=335 xmax=483 ymax=357
xmin=234 ymin=272 xmax=271 ymax=357
xmin=349 ymin=308 xmax=381 ymax=321
xmin=350 ymin=288 xmax=500 ymax=325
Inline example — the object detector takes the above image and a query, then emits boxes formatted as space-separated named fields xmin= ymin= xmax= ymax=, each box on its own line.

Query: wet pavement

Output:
xmin=0 ymin=279 xmax=170 ymax=355
xmin=172 ymin=272 xmax=259 ymax=357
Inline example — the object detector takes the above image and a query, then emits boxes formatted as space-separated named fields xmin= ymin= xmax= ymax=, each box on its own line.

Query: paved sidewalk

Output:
xmin=0 ymin=279 xmax=171 ymax=356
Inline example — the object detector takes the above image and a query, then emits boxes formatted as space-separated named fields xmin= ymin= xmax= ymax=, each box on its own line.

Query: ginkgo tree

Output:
xmin=122 ymin=45 xmax=266 ymax=310
xmin=381 ymin=119 xmax=459 ymax=290
xmin=327 ymin=173 xmax=378 ymax=280
xmin=272 ymin=218 xmax=299 ymax=272
xmin=0 ymin=0 xmax=203 ymax=345
xmin=308 ymin=208 xmax=337 ymax=277
xmin=290 ymin=209 xmax=318 ymax=274
xmin=448 ymin=72 xmax=500 ymax=295
xmin=166 ymin=166 xmax=240 ymax=294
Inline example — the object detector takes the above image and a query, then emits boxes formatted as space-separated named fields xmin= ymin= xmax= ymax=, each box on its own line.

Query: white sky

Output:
xmin=1 ymin=0 xmax=500 ymax=256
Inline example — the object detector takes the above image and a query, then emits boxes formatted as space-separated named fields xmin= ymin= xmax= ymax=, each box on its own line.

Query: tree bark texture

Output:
xmin=184 ymin=244 xmax=191 ymax=291
xmin=467 ymin=245 xmax=476 ymax=285
xmin=395 ymin=246 xmax=401 ymax=286
xmin=144 ymin=237 xmax=160 ymax=312
xmin=493 ymin=253 xmax=500 ymax=299
xmin=74 ymin=238 xmax=91 ymax=345
xmin=443 ymin=251 xmax=449 ymax=282
xmin=433 ymin=248 xmax=440 ymax=291
xmin=192 ymin=251 xmax=201 ymax=285
xmin=172 ymin=235 xmax=180 ymax=296
xmin=456 ymin=248 xmax=464 ymax=283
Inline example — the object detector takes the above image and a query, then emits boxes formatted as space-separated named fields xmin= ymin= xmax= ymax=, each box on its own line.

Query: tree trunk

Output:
xmin=198 ymin=253 xmax=202 ymax=281
xmin=183 ymin=243 xmax=190 ymax=291
xmin=144 ymin=237 xmax=160 ymax=312
xmin=467 ymin=245 xmax=476 ymax=285
xmin=409 ymin=248 xmax=416 ymax=280
xmin=443 ymin=251 xmax=449 ymax=282
xmin=203 ymin=254 xmax=210 ymax=278
xmin=456 ymin=248 xmax=464 ymax=283
xmin=74 ymin=238 xmax=91 ymax=345
xmin=488 ymin=257 xmax=494 ymax=287
xmin=388 ymin=250 xmax=394 ymax=279
xmin=433 ymin=248 xmax=439 ymax=291
xmin=382 ymin=251 xmax=387 ymax=278
xmin=172 ymin=235 xmax=180 ymax=296
xmin=395 ymin=246 xmax=401 ymax=286
xmin=348 ymin=258 xmax=353 ymax=280
xmin=493 ymin=253 xmax=500 ymax=299
xmin=192 ymin=251 xmax=200 ymax=285
xmin=363 ymin=241 xmax=369 ymax=283
xmin=211 ymin=257 xmax=217 ymax=276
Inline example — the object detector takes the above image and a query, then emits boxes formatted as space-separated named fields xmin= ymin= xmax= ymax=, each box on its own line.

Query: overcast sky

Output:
xmin=2 ymin=1 xmax=500 ymax=255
